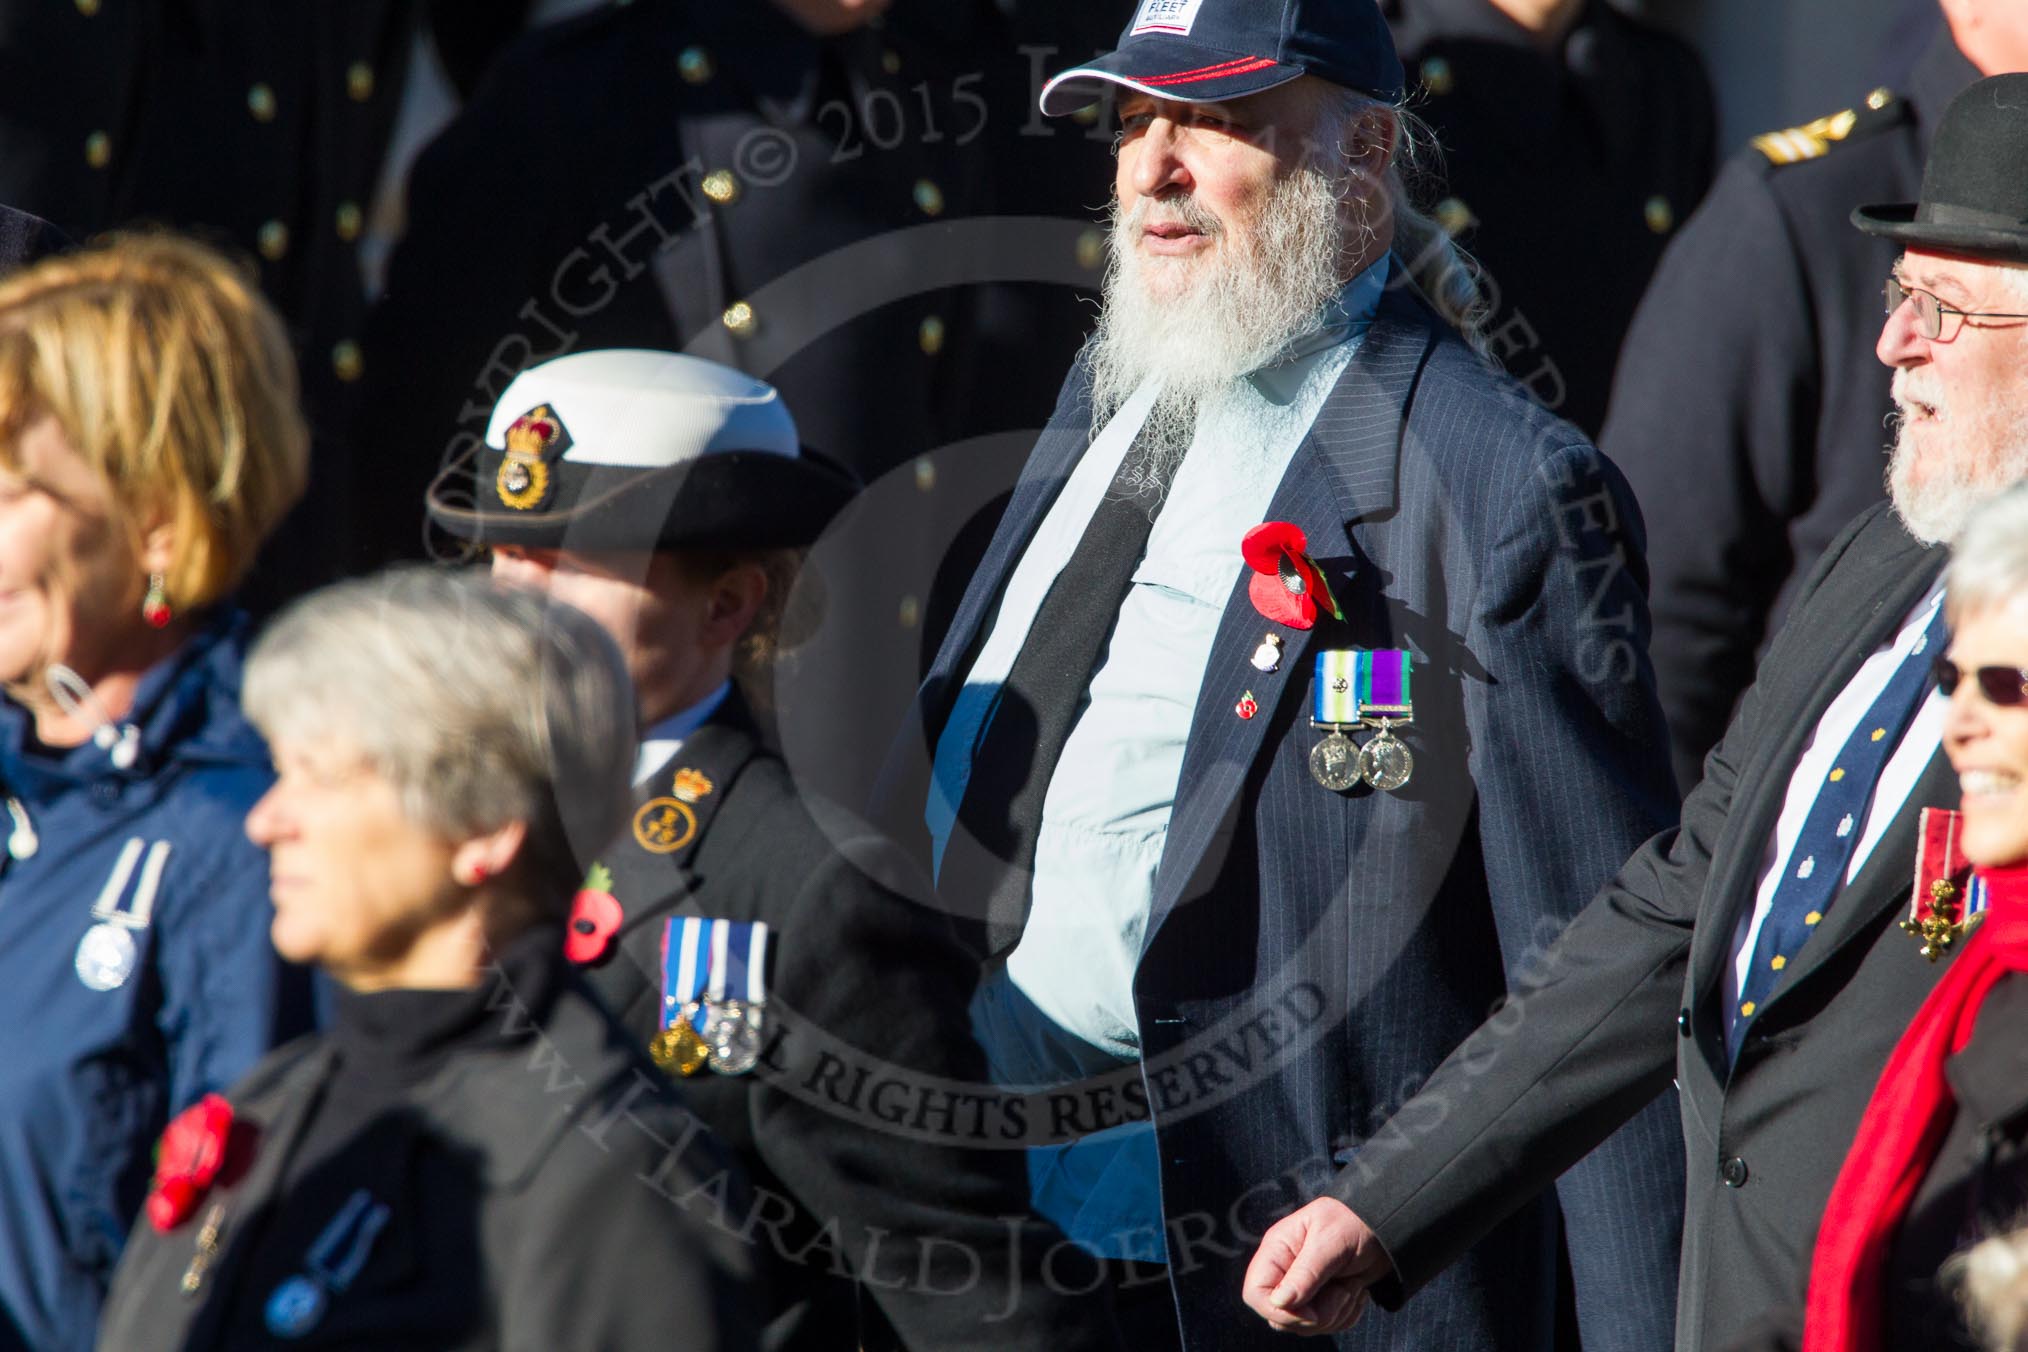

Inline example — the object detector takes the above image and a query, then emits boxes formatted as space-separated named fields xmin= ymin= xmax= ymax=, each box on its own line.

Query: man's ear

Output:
xmin=1345 ymin=106 xmax=1398 ymax=182
xmin=699 ymin=563 xmax=769 ymax=649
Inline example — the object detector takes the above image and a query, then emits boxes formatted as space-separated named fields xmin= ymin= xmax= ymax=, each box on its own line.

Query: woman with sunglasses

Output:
xmin=1725 ymin=481 xmax=2028 ymax=1350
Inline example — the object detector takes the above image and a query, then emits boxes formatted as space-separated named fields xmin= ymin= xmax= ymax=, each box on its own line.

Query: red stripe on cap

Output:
xmin=1140 ymin=56 xmax=1279 ymax=87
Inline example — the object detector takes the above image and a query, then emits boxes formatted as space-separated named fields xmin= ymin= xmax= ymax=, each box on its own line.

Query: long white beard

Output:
xmin=1886 ymin=369 xmax=2028 ymax=545
xmin=1085 ymin=164 xmax=1352 ymax=494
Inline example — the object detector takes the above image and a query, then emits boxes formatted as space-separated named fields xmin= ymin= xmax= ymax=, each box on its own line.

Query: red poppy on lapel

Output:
xmin=146 ymin=1094 xmax=237 ymax=1231
xmin=566 ymin=862 xmax=623 ymax=965
xmin=1242 ymin=522 xmax=1342 ymax=630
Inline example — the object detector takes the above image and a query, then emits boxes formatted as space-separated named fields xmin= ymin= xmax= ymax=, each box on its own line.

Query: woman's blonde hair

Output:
xmin=0 ymin=232 xmax=308 ymax=608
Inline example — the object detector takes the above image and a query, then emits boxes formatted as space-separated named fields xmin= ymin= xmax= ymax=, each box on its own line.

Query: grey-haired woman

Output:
xmin=97 ymin=569 xmax=757 ymax=1351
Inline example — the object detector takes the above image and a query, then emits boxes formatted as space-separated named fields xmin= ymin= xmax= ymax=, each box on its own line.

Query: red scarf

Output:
xmin=1804 ymin=863 xmax=2028 ymax=1351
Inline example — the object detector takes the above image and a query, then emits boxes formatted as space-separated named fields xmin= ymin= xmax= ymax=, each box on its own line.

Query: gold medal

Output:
xmin=649 ymin=1019 xmax=710 ymax=1077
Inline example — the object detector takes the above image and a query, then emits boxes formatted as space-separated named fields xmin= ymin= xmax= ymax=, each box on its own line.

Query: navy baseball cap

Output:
xmin=1040 ymin=0 xmax=1404 ymax=118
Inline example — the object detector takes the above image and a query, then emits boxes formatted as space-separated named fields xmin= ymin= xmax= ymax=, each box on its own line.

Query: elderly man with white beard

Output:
xmin=1243 ymin=73 xmax=2028 ymax=1352
xmin=893 ymin=1 xmax=1686 ymax=1348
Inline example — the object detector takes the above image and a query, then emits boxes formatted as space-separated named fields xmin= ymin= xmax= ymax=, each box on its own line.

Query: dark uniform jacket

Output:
xmin=576 ymin=699 xmax=1123 ymax=1352
xmin=0 ymin=1 xmax=422 ymax=604
xmin=97 ymin=931 xmax=758 ymax=1351
xmin=896 ymin=280 xmax=1685 ymax=1351
xmin=1382 ymin=0 xmax=1715 ymax=437
xmin=353 ymin=0 xmax=994 ymax=563
xmin=1600 ymin=30 xmax=1977 ymax=793
xmin=1336 ymin=502 xmax=1961 ymax=1352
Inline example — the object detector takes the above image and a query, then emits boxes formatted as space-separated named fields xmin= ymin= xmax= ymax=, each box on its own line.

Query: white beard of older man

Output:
xmin=1087 ymin=80 xmax=1382 ymax=468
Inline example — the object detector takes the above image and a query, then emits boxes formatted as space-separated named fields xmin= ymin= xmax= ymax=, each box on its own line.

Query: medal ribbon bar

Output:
xmin=1358 ymin=650 xmax=1413 ymax=718
xmin=1314 ymin=651 xmax=1359 ymax=725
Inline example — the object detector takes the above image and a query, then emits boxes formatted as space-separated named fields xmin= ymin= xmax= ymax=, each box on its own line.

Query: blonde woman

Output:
xmin=0 ymin=233 xmax=311 ymax=1350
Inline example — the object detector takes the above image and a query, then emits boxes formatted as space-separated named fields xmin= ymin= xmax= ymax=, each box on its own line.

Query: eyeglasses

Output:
xmin=1935 ymin=656 xmax=2028 ymax=707
xmin=1885 ymin=276 xmax=2028 ymax=342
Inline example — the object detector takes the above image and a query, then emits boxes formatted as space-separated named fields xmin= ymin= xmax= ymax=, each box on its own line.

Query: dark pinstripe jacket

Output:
xmin=896 ymin=280 xmax=1685 ymax=1351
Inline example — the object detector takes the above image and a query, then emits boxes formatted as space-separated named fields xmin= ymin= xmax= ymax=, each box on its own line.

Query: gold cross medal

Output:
xmin=1901 ymin=807 xmax=1987 ymax=961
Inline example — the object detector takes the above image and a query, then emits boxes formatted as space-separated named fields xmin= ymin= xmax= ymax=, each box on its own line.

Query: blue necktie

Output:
xmin=1729 ymin=604 xmax=1947 ymax=1061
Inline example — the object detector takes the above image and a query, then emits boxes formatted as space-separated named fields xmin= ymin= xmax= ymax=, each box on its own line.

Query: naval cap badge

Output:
xmin=495 ymin=404 xmax=571 ymax=512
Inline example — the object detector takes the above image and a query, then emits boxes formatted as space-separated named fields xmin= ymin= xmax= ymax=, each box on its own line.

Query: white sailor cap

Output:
xmin=427 ymin=349 xmax=857 ymax=551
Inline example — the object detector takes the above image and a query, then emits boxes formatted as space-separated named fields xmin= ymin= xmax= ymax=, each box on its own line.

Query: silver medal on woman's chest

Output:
xmin=75 ymin=921 xmax=137 ymax=991
xmin=705 ymin=999 xmax=762 ymax=1075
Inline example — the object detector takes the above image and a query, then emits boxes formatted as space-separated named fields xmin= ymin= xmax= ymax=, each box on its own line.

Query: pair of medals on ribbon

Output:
xmin=651 ymin=916 xmax=770 ymax=1077
xmin=75 ymin=837 xmax=172 ymax=992
xmin=262 ymin=1188 xmax=392 ymax=1339
xmin=1309 ymin=650 xmax=1415 ymax=793
xmin=1901 ymin=806 xmax=1989 ymax=962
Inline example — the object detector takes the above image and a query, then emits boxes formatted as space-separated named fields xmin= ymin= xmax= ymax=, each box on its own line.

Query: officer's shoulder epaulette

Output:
xmin=1750 ymin=87 xmax=1910 ymax=167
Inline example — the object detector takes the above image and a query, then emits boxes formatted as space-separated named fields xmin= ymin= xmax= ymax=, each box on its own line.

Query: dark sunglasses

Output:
xmin=1935 ymin=657 xmax=2028 ymax=706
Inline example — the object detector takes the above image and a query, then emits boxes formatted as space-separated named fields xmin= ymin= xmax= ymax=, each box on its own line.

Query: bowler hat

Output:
xmin=1040 ymin=0 xmax=1402 ymax=118
xmin=1853 ymin=74 xmax=2028 ymax=260
xmin=425 ymin=349 xmax=858 ymax=553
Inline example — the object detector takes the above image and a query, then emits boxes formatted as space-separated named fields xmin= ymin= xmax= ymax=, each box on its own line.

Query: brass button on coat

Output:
xmin=701 ymin=170 xmax=739 ymax=206
xmin=332 ymin=341 xmax=363 ymax=382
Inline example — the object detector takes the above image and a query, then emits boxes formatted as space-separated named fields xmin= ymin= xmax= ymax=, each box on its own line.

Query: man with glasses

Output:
xmin=1242 ymin=73 xmax=2028 ymax=1352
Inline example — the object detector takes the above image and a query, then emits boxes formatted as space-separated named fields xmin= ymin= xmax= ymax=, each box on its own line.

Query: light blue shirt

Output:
xmin=633 ymin=681 xmax=731 ymax=785
xmin=926 ymin=263 xmax=1385 ymax=1258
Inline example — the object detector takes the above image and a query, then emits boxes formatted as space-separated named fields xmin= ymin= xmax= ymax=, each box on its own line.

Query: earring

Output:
xmin=141 ymin=573 xmax=171 ymax=629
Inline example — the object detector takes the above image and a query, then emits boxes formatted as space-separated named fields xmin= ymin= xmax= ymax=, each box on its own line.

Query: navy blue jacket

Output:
xmin=900 ymin=280 xmax=1686 ymax=1350
xmin=0 ymin=618 xmax=309 ymax=1351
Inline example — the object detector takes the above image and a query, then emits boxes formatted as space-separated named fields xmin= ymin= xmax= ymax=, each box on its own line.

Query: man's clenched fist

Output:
xmin=1240 ymin=1196 xmax=1394 ymax=1335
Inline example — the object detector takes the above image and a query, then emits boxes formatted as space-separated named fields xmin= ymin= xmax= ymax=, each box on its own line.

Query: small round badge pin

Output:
xmin=264 ymin=1275 xmax=328 ymax=1339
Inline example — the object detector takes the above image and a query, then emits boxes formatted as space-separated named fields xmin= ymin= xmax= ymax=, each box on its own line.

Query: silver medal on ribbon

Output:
xmin=705 ymin=998 xmax=763 ymax=1075
xmin=1359 ymin=723 xmax=1414 ymax=792
xmin=75 ymin=921 xmax=137 ymax=992
xmin=1308 ymin=731 xmax=1362 ymax=791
